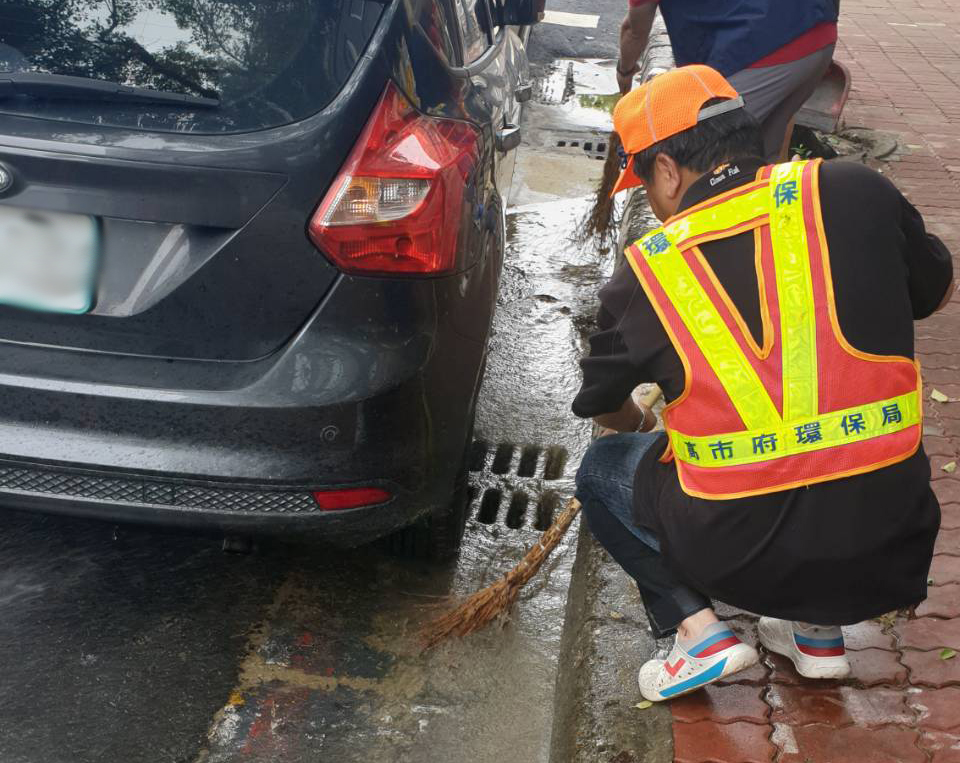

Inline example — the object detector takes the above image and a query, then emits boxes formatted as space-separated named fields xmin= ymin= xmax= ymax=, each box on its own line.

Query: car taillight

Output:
xmin=312 ymin=487 xmax=392 ymax=511
xmin=308 ymin=82 xmax=481 ymax=275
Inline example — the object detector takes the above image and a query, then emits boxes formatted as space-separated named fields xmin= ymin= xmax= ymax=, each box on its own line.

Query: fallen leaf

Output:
xmin=931 ymin=389 xmax=951 ymax=403
xmin=943 ymin=461 xmax=958 ymax=473
xmin=609 ymin=611 xmax=624 ymax=620
xmin=941 ymin=648 xmax=957 ymax=661
xmin=634 ymin=701 xmax=653 ymax=709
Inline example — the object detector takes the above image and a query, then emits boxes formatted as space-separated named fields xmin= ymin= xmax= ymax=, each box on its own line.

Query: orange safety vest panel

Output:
xmin=624 ymin=160 xmax=922 ymax=500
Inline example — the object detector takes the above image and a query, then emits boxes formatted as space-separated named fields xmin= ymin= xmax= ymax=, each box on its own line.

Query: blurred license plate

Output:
xmin=0 ymin=206 xmax=98 ymax=314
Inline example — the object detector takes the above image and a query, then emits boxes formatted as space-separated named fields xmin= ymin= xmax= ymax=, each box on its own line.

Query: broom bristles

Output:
xmin=575 ymin=131 xmax=623 ymax=247
xmin=420 ymin=497 xmax=582 ymax=650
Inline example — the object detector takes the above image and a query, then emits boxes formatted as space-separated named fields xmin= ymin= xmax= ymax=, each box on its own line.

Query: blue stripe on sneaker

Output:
xmin=794 ymin=634 xmax=844 ymax=648
xmin=688 ymin=629 xmax=736 ymax=657
xmin=659 ymin=658 xmax=728 ymax=698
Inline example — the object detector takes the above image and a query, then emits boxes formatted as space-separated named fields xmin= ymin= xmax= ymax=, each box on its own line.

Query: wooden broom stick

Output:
xmin=420 ymin=385 xmax=664 ymax=651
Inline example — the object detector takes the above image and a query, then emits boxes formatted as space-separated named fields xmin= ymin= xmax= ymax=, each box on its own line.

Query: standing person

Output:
xmin=573 ymin=66 xmax=954 ymax=702
xmin=616 ymin=1 xmax=839 ymax=161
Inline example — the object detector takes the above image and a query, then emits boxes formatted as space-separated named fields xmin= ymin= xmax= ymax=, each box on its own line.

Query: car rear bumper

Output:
xmin=0 ymin=264 xmax=496 ymax=541
xmin=0 ymin=457 xmax=435 ymax=543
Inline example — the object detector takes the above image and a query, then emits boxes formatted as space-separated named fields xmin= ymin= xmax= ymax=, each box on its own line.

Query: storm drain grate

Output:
xmin=467 ymin=441 xmax=572 ymax=532
xmin=469 ymin=441 xmax=569 ymax=481
xmin=554 ymin=137 xmax=607 ymax=161
xmin=535 ymin=491 xmax=560 ymax=531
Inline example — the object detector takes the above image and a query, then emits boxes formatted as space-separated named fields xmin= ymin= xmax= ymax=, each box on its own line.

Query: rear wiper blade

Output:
xmin=0 ymin=72 xmax=219 ymax=108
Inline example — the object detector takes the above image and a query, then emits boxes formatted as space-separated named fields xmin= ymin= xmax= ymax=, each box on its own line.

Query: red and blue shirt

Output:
xmin=627 ymin=0 xmax=838 ymax=75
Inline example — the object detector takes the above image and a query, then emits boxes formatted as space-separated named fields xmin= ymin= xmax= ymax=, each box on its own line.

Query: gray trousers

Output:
xmin=729 ymin=44 xmax=836 ymax=162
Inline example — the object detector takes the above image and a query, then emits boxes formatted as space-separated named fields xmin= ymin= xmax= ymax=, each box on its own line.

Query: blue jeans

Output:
xmin=575 ymin=433 xmax=711 ymax=638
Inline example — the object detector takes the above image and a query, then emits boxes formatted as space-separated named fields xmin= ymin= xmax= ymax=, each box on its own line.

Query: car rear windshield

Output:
xmin=0 ymin=0 xmax=386 ymax=134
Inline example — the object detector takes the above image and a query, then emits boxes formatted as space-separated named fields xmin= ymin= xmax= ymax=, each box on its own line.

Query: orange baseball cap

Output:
xmin=611 ymin=65 xmax=743 ymax=195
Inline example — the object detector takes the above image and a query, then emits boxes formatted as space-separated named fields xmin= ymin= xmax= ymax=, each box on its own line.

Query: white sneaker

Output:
xmin=758 ymin=617 xmax=851 ymax=680
xmin=638 ymin=626 xmax=759 ymax=702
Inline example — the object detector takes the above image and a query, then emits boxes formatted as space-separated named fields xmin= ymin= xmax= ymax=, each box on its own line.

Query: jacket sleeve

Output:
xmin=571 ymin=265 xmax=650 ymax=419
xmin=898 ymin=192 xmax=954 ymax=319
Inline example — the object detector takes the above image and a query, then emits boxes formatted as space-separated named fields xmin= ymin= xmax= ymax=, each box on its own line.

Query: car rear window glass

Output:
xmin=0 ymin=0 xmax=385 ymax=134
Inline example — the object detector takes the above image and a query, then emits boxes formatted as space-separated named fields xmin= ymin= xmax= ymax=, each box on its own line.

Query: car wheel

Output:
xmin=383 ymin=421 xmax=475 ymax=563
xmin=423 ymin=459 xmax=472 ymax=562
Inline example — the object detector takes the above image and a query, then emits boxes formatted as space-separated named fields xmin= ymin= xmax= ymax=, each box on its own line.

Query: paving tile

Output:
xmin=897 ymin=618 xmax=960 ymax=651
xmin=846 ymin=648 xmax=909 ymax=687
xmin=936 ymin=529 xmax=960 ymax=556
xmin=921 ymin=731 xmax=960 ymax=763
xmin=935 ymin=481 xmax=960 ymax=506
xmin=943 ymin=504 xmax=960 ymax=530
xmin=907 ymin=687 xmax=960 ymax=732
xmin=917 ymin=583 xmax=960 ymax=619
xmin=765 ymin=648 xmax=907 ymax=687
xmin=843 ymin=620 xmax=896 ymax=651
xmin=933 ymin=455 xmax=960 ymax=479
xmin=765 ymin=651 xmax=844 ymax=688
xmin=670 ymin=684 xmax=769 ymax=725
xmin=926 ymin=436 xmax=960 ymax=457
xmin=767 ymin=684 xmax=913 ymax=727
xmin=775 ymin=724 xmax=925 ymax=763
xmin=673 ymin=720 xmax=775 ymax=763
xmin=902 ymin=648 xmax=960 ymax=688
xmin=930 ymin=554 xmax=960 ymax=585
xmin=714 ymin=660 xmax=769 ymax=687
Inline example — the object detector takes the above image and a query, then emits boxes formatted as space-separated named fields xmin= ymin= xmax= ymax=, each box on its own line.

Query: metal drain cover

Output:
xmin=467 ymin=441 xmax=570 ymax=531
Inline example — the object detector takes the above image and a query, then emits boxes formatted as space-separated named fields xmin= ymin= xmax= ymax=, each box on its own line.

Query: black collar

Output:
xmin=677 ymin=157 xmax=767 ymax=214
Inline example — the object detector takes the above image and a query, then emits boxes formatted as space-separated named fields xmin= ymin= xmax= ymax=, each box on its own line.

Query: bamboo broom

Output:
xmin=420 ymin=385 xmax=664 ymax=650
xmin=575 ymin=130 xmax=623 ymax=247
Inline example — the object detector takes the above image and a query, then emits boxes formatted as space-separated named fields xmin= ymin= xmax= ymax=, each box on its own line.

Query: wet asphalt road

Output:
xmin=0 ymin=18 xmax=628 ymax=763
xmin=529 ymin=0 xmax=625 ymax=64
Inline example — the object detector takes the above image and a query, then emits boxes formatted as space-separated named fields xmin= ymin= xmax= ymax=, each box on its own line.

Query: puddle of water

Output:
xmin=511 ymin=59 xmax=622 ymax=206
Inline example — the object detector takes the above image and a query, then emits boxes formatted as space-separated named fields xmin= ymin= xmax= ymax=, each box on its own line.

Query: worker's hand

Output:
xmin=617 ymin=64 xmax=638 ymax=95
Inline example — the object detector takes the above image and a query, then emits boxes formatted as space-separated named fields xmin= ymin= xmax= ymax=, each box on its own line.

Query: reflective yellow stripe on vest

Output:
xmin=666 ymin=181 xmax=769 ymax=248
xmin=634 ymin=163 xmax=820 ymax=439
xmin=640 ymin=225 xmax=781 ymax=431
xmin=768 ymin=162 xmax=818 ymax=421
xmin=668 ymin=389 xmax=920 ymax=467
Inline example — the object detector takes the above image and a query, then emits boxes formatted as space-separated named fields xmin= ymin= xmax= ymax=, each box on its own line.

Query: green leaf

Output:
xmin=943 ymin=461 xmax=957 ymax=473
xmin=634 ymin=700 xmax=653 ymax=709
xmin=931 ymin=389 xmax=951 ymax=403
xmin=941 ymin=648 xmax=957 ymax=661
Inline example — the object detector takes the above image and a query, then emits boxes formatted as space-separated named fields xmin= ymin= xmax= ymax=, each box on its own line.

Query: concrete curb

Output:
xmin=549 ymin=20 xmax=676 ymax=763
xmin=549 ymin=528 xmax=674 ymax=763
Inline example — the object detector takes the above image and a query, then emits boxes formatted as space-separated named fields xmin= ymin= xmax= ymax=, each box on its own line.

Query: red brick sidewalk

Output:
xmin=669 ymin=2 xmax=960 ymax=761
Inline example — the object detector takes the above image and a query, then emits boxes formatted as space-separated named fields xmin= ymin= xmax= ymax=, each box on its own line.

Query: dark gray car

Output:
xmin=0 ymin=0 xmax=536 ymax=558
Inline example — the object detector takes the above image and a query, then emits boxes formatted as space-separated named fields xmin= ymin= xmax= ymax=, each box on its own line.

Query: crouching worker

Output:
xmin=572 ymin=65 xmax=955 ymax=702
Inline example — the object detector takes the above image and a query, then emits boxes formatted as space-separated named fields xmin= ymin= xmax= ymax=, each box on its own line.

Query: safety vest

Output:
xmin=625 ymin=160 xmax=922 ymax=500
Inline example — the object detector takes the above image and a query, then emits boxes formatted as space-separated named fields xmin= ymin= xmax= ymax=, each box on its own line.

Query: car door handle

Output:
xmin=516 ymin=83 xmax=533 ymax=103
xmin=497 ymin=124 xmax=522 ymax=152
